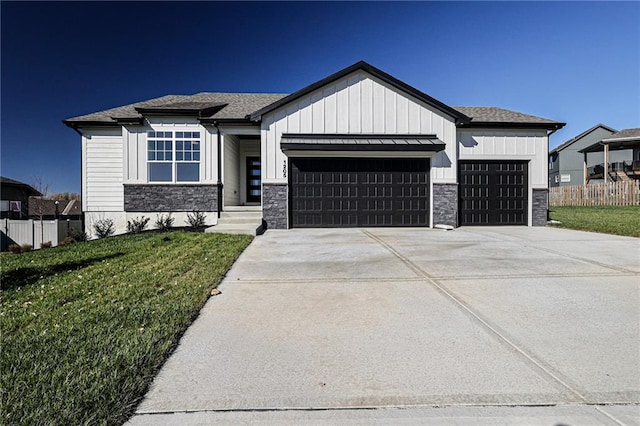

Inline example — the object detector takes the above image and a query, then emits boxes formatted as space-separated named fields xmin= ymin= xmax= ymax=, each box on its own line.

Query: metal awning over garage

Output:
xmin=281 ymin=134 xmax=445 ymax=152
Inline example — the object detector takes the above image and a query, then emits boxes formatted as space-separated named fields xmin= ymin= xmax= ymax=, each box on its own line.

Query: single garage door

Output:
xmin=459 ymin=160 xmax=528 ymax=225
xmin=290 ymin=158 xmax=429 ymax=227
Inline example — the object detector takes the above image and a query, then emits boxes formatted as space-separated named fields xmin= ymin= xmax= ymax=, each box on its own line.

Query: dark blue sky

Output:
xmin=2 ymin=1 xmax=638 ymax=194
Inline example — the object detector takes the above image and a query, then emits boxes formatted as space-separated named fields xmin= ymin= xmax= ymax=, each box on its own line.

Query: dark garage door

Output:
xmin=290 ymin=158 xmax=430 ymax=227
xmin=459 ymin=161 xmax=528 ymax=226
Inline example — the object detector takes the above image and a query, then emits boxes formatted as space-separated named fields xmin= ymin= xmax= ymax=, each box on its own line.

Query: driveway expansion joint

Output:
xmin=362 ymin=230 xmax=591 ymax=405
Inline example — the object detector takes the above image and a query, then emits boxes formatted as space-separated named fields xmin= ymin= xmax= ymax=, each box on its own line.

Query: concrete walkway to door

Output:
xmin=128 ymin=227 xmax=639 ymax=425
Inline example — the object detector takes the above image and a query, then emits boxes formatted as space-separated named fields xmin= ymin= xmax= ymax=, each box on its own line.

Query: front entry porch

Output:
xmin=222 ymin=134 xmax=262 ymax=208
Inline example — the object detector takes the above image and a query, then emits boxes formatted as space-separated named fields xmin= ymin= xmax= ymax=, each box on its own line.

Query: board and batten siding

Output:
xmin=458 ymin=129 xmax=549 ymax=188
xmin=261 ymin=70 xmax=458 ymax=183
xmin=83 ymin=128 xmax=124 ymax=211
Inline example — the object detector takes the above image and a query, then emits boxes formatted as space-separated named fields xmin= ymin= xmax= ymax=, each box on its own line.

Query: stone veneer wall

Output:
xmin=532 ymin=188 xmax=548 ymax=226
xmin=432 ymin=183 xmax=458 ymax=227
xmin=124 ymin=184 xmax=218 ymax=212
xmin=262 ymin=183 xmax=288 ymax=229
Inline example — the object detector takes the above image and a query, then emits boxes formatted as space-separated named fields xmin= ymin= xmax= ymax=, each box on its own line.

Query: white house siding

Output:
xmin=261 ymin=70 xmax=458 ymax=183
xmin=83 ymin=128 xmax=124 ymax=212
xmin=123 ymin=117 xmax=216 ymax=185
xmin=458 ymin=129 xmax=549 ymax=188
xmin=223 ymin=134 xmax=240 ymax=205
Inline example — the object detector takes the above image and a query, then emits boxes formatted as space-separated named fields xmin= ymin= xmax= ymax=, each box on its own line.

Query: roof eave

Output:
xmin=459 ymin=121 xmax=566 ymax=130
xmin=63 ymin=119 xmax=120 ymax=128
xmin=199 ymin=117 xmax=256 ymax=125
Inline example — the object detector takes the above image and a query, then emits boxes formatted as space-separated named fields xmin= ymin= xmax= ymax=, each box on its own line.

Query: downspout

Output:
xmin=213 ymin=121 xmax=223 ymax=218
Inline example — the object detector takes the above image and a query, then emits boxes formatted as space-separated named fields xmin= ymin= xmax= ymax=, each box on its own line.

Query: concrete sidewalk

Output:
xmin=127 ymin=227 xmax=639 ymax=425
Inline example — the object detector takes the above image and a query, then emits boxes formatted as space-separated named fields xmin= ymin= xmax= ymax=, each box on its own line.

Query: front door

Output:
xmin=246 ymin=157 xmax=261 ymax=203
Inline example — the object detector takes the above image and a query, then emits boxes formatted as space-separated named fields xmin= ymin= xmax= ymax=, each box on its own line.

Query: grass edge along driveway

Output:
xmin=1 ymin=232 xmax=252 ymax=426
xmin=549 ymin=205 xmax=640 ymax=238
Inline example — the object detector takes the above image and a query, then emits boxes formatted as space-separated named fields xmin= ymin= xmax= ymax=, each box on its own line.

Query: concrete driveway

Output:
xmin=129 ymin=227 xmax=639 ymax=425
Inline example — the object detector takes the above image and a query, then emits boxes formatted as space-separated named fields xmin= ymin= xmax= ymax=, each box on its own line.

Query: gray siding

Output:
xmin=554 ymin=127 xmax=631 ymax=186
xmin=124 ymin=184 xmax=218 ymax=212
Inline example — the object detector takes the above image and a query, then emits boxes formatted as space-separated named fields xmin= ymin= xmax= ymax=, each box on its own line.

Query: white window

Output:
xmin=148 ymin=131 xmax=200 ymax=182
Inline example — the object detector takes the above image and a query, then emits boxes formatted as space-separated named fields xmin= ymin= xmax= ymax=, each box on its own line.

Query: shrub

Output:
xmin=93 ymin=218 xmax=115 ymax=239
xmin=20 ymin=244 xmax=33 ymax=252
xmin=59 ymin=237 xmax=76 ymax=246
xmin=69 ymin=228 xmax=88 ymax=242
xmin=127 ymin=216 xmax=150 ymax=234
xmin=185 ymin=211 xmax=207 ymax=230
xmin=8 ymin=244 xmax=21 ymax=254
xmin=155 ymin=213 xmax=174 ymax=232
xmin=40 ymin=241 xmax=52 ymax=249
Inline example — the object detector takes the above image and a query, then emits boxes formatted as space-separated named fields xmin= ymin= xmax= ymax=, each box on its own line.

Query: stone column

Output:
xmin=432 ymin=183 xmax=458 ymax=227
xmin=262 ymin=183 xmax=288 ymax=229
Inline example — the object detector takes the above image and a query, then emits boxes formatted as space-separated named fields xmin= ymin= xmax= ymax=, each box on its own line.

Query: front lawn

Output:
xmin=549 ymin=205 xmax=640 ymax=237
xmin=1 ymin=232 xmax=252 ymax=425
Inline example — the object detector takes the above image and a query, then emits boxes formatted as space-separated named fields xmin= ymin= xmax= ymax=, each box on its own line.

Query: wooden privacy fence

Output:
xmin=549 ymin=181 xmax=640 ymax=207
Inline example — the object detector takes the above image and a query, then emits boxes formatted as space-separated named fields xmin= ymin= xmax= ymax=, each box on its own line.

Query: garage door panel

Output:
xmin=291 ymin=158 xmax=430 ymax=228
xmin=459 ymin=161 xmax=528 ymax=226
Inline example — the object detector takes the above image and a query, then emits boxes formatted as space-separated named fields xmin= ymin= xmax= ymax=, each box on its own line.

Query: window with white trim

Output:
xmin=148 ymin=131 xmax=200 ymax=182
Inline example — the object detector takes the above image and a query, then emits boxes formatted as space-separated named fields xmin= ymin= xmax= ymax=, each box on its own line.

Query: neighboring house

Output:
xmin=64 ymin=61 xmax=564 ymax=236
xmin=579 ymin=128 xmax=640 ymax=183
xmin=0 ymin=176 xmax=42 ymax=219
xmin=28 ymin=198 xmax=82 ymax=220
xmin=548 ymin=124 xmax=622 ymax=187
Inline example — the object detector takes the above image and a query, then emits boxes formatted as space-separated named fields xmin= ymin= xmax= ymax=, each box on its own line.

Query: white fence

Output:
xmin=1 ymin=219 xmax=83 ymax=251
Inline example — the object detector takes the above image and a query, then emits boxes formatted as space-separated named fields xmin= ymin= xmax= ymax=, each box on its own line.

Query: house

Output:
xmin=578 ymin=128 xmax=640 ymax=183
xmin=0 ymin=176 xmax=42 ymax=219
xmin=28 ymin=198 xmax=82 ymax=220
xmin=63 ymin=61 xmax=565 ymax=236
xmin=548 ymin=124 xmax=621 ymax=186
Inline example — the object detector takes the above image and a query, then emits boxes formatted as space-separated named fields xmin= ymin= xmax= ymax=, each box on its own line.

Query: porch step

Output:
xmin=223 ymin=205 xmax=261 ymax=212
xmin=205 ymin=208 xmax=263 ymax=236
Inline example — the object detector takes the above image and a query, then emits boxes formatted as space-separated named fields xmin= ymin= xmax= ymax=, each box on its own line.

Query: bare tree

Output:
xmin=30 ymin=176 xmax=50 ymax=246
xmin=50 ymin=192 xmax=81 ymax=201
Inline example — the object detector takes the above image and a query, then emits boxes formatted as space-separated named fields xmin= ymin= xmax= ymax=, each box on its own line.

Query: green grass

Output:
xmin=549 ymin=205 xmax=640 ymax=237
xmin=1 ymin=232 xmax=252 ymax=425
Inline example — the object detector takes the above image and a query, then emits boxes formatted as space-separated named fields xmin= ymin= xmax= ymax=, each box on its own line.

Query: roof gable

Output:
xmin=549 ymin=123 xmax=617 ymax=154
xmin=0 ymin=176 xmax=42 ymax=196
xmin=250 ymin=61 xmax=470 ymax=124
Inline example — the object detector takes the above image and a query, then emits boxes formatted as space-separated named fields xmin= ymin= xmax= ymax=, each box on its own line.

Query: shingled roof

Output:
xmin=454 ymin=107 xmax=564 ymax=129
xmin=64 ymin=90 xmax=562 ymax=130
xmin=0 ymin=176 xmax=42 ymax=196
xmin=64 ymin=93 xmax=288 ymax=126
xmin=602 ymin=128 xmax=640 ymax=141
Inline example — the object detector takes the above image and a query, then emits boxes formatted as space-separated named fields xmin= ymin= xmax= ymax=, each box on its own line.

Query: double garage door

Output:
xmin=290 ymin=158 xmax=429 ymax=227
xmin=289 ymin=158 xmax=528 ymax=228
